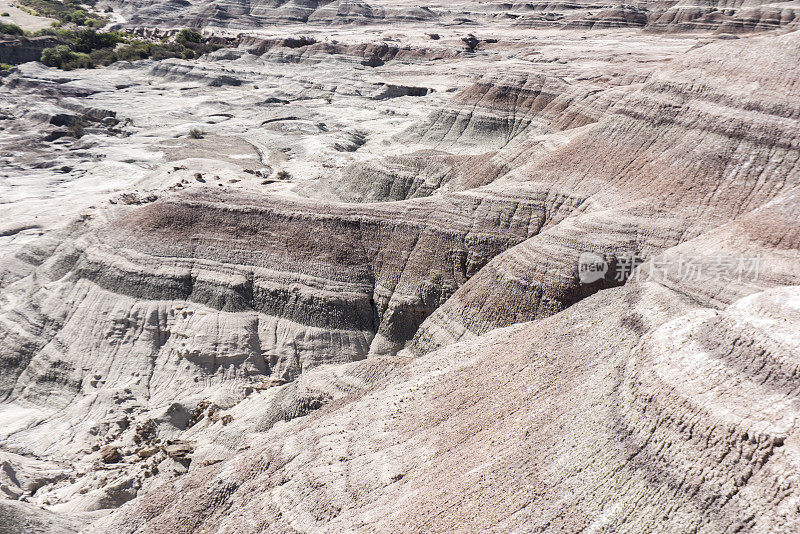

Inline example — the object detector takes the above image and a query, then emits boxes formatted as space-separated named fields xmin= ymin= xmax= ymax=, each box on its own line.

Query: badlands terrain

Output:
xmin=2 ymin=1 xmax=800 ymax=532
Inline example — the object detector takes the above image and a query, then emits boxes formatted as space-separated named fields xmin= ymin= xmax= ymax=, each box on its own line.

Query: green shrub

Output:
xmin=34 ymin=25 xmax=224 ymax=70
xmin=73 ymin=29 xmax=122 ymax=53
xmin=114 ymin=41 xmax=151 ymax=62
xmin=41 ymin=45 xmax=91 ymax=69
xmin=18 ymin=0 xmax=106 ymax=27
xmin=41 ymin=45 xmax=75 ymax=67
xmin=33 ymin=27 xmax=75 ymax=39
xmin=89 ymin=47 xmax=116 ymax=66
xmin=0 ymin=22 xmax=24 ymax=35
xmin=1 ymin=12 xmax=10 ymax=17
xmin=188 ymin=128 xmax=205 ymax=139
xmin=176 ymin=28 xmax=203 ymax=46
xmin=62 ymin=51 xmax=91 ymax=69
xmin=149 ymin=43 xmax=184 ymax=61
xmin=68 ymin=9 xmax=87 ymax=25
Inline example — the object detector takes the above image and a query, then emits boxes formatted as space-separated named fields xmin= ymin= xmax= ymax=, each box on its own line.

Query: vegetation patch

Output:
xmin=1 ymin=1 xmax=225 ymax=72
xmin=18 ymin=0 xmax=107 ymax=27
xmin=0 ymin=22 xmax=25 ymax=35
xmin=41 ymin=44 xmax=90 ymax=69
xmin=188 ymin=127 xmax=206 ymax=139
xmin=37 ymin=28 xmax=223 ymax=70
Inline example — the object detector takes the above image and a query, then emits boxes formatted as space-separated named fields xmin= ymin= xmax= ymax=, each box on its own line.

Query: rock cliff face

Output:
xmin=0 ymin=37 xmax=61 ymax=65
xmin=1 ymin=5 xmax=800 ymax=533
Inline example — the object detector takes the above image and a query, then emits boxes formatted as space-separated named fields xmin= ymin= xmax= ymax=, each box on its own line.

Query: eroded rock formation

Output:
xmin=1 ymin=3 xmax=799 ymax=532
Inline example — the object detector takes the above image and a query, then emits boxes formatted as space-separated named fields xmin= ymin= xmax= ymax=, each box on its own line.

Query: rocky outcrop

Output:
xmin=0 ymin=184 xmax=571 ymax=399
xmin=235 ymin=36 xmax=459 ymax=65
xmin=107 ymin=0 xmax=436 ymax=28
xmin=0 ymin=499 xmax=85 ymax=533
xmin=0 ymin=37 xmax=61 ymax=65
xmin=512 ymin=0 xmax=800 ymax=32
xmin=405 ymin=73 xmax=601 ymax=150
xmin=328 ymin=150 xmax=506 ymax=202
xmin=647 ymin=0 xmax=800 ymax=33
xmin=563 ymin=4 xmax=649 ymax=29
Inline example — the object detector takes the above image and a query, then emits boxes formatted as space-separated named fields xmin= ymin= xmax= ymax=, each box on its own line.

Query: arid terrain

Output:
xmin=1 ymin=1 xmax=800 ymax=532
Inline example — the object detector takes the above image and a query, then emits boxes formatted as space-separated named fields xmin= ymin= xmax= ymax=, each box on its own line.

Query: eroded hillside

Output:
xmin=1 ymin=2 xmax=799 ymax=532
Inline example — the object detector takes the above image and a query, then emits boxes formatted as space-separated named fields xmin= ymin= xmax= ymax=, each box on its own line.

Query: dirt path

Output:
xmin=0 ymin=0 xmax=56 ymax=31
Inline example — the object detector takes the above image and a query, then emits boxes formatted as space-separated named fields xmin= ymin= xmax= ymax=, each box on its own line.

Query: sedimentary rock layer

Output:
xmin=92 ymin=281 xmax=800 ymax=533
xmin=1 ymin=10 xmax=799 ymax=533
xmin=104 ymin=0 xmax=800 ymax=32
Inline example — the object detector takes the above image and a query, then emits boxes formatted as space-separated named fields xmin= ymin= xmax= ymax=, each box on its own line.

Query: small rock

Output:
xmin=461 ymin=34 xmax=479 ymax=52
xmin=254 ymin=377 xmax=288 ymax=390
xmin=49 ymin=113 xmax=81 ymax=127
xmin=163 ymin=441 xmax=194 ymax=460
xmin=137 ymin=447 xmax=159 ymax=459
xmin=100 ymin=445 xmax=121 ymax=464
xmin=158 ymin=456 xmax=187 ymax=476
xmin=43 ymin=130 xmax=69 ymax=142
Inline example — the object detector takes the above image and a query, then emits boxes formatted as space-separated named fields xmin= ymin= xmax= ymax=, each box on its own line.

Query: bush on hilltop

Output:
xmin=0 ymin=22 xmax=24 ymax=35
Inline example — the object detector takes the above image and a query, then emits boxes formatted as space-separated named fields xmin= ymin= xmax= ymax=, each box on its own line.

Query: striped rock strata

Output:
xmin=0 ymin=12 xmax=799 ymax=534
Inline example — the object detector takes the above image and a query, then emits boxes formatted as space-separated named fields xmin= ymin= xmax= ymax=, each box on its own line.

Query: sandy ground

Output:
xmin=0 ymin=0 xmax=56 ymax=31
